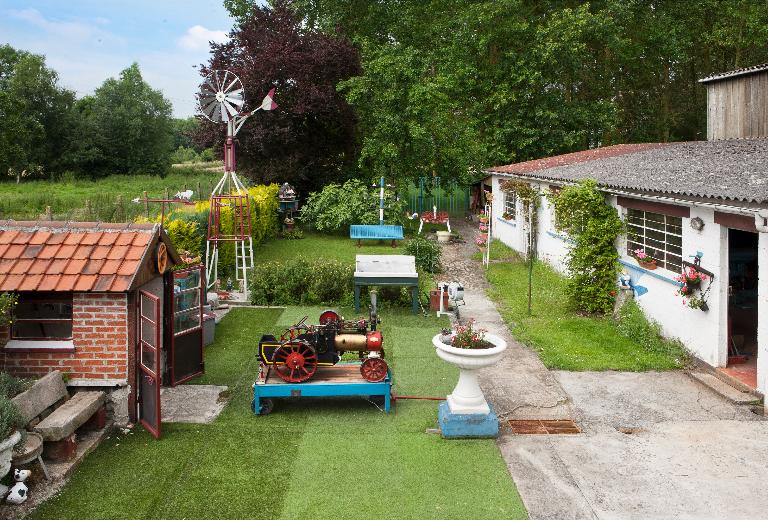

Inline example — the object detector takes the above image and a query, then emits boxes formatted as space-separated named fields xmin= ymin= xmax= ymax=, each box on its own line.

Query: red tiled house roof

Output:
xmin=0 ymin=221 xmax=177 ymax=292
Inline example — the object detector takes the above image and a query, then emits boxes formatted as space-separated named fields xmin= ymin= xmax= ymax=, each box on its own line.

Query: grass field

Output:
xmin=254 ymin=232 xmax=404 ymax=265
xmin=0 ymin=168 xmax=218 ymax=221
xmin=487 ymin=257 xmax=688 ymax=372
xmin=31 ymin=307 xmax=526 ymax=520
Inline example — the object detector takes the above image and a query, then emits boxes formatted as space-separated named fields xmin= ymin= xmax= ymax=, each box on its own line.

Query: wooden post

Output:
xmin=143 ymin=191 xmax=149 ymax=218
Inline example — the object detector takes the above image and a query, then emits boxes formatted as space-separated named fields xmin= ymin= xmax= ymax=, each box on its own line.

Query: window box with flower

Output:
xmin=632 ymin=248 xmax=657 ymax=270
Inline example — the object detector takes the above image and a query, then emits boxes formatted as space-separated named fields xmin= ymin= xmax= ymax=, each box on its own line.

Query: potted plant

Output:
xmin=632 ymin=248 xmax=657 ymax=270
xmin=432 ymin=320 xmax=507 ymax=415
xmin=675 ymin=266 xmax=708 ymax=288
xmin=479 ymin=223 xmax=488 ymax=233
xmin=502 ymin=212 xmax=513 ymax=220
xmin=478 ymin=212 xmax=489 ymax=224
xmin=284 ymin=216 xmax=295 ymax=231
xmin=682 ymin=294 xmax=709 ymax=312
xmin=0 ymin=396 xmax=23 ymax=486
xmin=475 ymin=235 xmax=487 ymax=249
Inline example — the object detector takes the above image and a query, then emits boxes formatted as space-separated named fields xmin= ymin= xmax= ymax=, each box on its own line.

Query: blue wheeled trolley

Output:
xmin=252 ymin=363 xmax=393 ymax=415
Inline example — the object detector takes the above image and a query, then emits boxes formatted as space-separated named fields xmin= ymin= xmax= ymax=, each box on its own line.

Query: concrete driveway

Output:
xmin=497 ymin=371 xmax=767 ymax=520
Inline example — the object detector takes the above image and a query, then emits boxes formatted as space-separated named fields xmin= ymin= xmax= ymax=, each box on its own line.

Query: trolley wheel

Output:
xmin=259 ymin=399 xmax=274 ymax=415
xmin=360 ymin=358 xmax=388 ymax=382
xmin=272 ymin=341 xmax=318 ymax=383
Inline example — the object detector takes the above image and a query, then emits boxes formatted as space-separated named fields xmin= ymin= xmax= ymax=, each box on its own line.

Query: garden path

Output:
xmin=437 ymin=219 xmax=572 ymax=420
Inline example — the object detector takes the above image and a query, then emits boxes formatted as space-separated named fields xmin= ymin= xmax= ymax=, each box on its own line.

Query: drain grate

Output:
xmin=507 ymin=419 xmax=580 ymax=434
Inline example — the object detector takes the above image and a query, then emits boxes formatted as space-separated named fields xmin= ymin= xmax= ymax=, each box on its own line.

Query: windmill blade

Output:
xmin=201 ymin=101 xmax=217 ymax=119
xmin=223 ymin=100 xmax=239 ymax=118
xmin=224 ymin=76 xmax=240 ymax=95
xmin=221 ymin=70 xmax=230 ymax=91
xmin=220 ymin=102 xmax=230 ymax=122
xmin=224 ymin=94 xmax=245 ymax=108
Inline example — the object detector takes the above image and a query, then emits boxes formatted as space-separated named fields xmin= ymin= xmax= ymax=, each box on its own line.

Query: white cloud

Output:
xmin=177 ymin=25 xmax=228 ymax=51
xmin=9 ymin=8 xmax=121 ymax=45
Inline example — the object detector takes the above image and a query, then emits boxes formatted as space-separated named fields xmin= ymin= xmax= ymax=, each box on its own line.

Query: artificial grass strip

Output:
xmin=32 ymin=307 xmax=527 ymax=520
xmin=255 ymin=233 xmax=400 ymax=266
xmin=487 ymin=259 xmax=684 ymax=371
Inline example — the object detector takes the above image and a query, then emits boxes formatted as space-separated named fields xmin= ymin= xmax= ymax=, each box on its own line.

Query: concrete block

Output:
xmin=438 ymin=401 xmax=500 ymax=438
xmin=34 ymin=391 xmax=106 ymax=441
xmin=12 ymin=371 xmax=68 ymax=425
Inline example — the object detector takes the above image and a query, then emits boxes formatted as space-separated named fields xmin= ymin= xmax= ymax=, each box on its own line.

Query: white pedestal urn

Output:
xmin=433 ymin=332 xmax=507 ymax=438
xmin=0 ymin=430 xmax=22 ymax=495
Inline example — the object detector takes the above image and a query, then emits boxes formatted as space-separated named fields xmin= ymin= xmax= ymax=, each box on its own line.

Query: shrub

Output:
xmin=0 ymin=372 xmax=30 ymax=399
xmin=0 ymin=395 xmax=23 ymax=439
xmin=250 ymin=258 xmax=353 ymax=306
xmin=282 ymin=229 xmax=305 ymax=240
xmin=0 ymin=292 xmax=18 ymax=328
xmin=199 ymin=148 xmax=215 ymax=162
xmin=403 ymin=236 xmax=441 ymax=273
xmin=300 ymin=179 xmax=407 ymax=232
xmin=550 ymin=179 xmax=623 ymax=314
xmin=164 ymin=219 xmax=202 ymax=258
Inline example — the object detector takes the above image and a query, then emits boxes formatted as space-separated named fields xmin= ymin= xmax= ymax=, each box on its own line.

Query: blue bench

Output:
xmin=349 ymin=224 xmax=404 ymax=247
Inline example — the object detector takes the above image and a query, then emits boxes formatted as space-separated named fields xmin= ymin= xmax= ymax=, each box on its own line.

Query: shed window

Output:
xmin=12 ymin=293 xmax=73 ymax=340
xmin=503 ymin=191 xmax=517 ymax=220
xmin=626 ymin=209 xmax=683 ymax=271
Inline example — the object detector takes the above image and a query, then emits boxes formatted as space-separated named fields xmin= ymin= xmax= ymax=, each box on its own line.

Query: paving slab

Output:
xmin=688 ymin=371 xmax=761 ymax=405
xmin=160 ymin=385 xmax=229 ymax=424
xmin=498 ymin=371 xmax=767 ymax=520
xmin=438 ymin=221 xmax=572 ymax=420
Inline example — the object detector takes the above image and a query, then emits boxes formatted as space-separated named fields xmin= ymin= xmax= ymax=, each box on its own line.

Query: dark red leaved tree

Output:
xmin=196 ymin=1 xmax=361 ymax=194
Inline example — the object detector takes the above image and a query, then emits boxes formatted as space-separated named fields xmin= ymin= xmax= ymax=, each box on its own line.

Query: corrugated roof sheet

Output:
xmin=0 ymin=221 xmax=158 ymax=292
xmin=699 ymin=63 xmax=768 ymax=84
xmin=486 ymin=139 xmax=768 ymax=204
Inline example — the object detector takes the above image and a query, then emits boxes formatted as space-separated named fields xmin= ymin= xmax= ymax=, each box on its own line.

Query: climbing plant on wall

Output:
xmin=550 ymin=179 xmax=624 ymax=314
xmin=500 ymin=179 xmax=541 ymax=259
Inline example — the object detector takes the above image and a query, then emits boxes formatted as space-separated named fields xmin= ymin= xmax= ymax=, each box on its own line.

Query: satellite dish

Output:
xmin=198 ymin=70 xmax=245 ymax=123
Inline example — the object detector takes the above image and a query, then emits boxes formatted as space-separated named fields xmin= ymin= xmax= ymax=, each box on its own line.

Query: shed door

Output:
xmin=138 ymin=290 xmax=162 ymax=439
xmin=169 ymin=265 xmax=205 ymax=385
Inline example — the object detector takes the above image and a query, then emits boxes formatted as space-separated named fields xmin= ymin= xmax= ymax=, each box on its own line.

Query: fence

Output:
xmin=406 ymin=177 xmax=470 ymax=216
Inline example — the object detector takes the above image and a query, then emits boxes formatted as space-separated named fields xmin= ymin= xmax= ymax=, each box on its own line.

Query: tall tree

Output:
xmin=0 ymin=45 xmax=75 ymax=179
xmin=69 ymin=63 xmax=174 ymax=176
xmin=198 ymin=1 xmax=361 ymax=193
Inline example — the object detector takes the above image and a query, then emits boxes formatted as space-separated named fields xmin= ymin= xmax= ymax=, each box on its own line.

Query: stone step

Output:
xmin=688 ymin=371 xmax=761 ymax=405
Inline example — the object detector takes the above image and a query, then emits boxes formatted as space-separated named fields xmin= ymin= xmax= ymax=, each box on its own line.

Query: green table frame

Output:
xmin=354 ymin=276 xmax=419 ymax=314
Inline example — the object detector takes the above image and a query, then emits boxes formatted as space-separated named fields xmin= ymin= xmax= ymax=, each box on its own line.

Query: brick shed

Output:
xmin=0 ymin=221 xmax=205 ymax=434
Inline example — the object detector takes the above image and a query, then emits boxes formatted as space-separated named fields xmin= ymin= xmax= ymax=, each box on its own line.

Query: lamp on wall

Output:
xmin=690 ymin=216 xmax=705 ymax=231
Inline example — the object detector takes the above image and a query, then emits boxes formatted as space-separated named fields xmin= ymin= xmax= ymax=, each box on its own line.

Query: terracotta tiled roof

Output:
xmin=0 ymin=221 xmax=158 ymax=292
xmin=486 ymin=143 xmax=669 ymax=174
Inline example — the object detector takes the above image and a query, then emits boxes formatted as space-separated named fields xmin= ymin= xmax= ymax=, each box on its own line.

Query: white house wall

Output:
xmin=490 ymin=175 xmax=737 ymax=376
xmin=757 ymin=232 xmax=768 ymax=394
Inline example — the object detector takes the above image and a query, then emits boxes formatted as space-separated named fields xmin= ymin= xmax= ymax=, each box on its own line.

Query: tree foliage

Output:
xmin=0 ymin=45 xmax=75 ymax=178
xmin=274 ymin=0 xmax=768 ymax=183
xmin=300 ymin=178 xmax=407 ymax=232
xmin=198 ymin=1 xmax=361 ymax=194
xmin=68 ymin=63 xmax=174 ymax=176
xmin=551 ymin=180 xmax=624 ymax=314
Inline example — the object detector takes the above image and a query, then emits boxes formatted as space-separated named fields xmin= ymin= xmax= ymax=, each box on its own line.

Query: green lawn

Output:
xmin=32 ymin=307 xmax=526 ymax=520
xmin=0 ymin=168 xmax=215 ymax=221
xmin=487 ymin=258 xmax=688 ymax=371
xmin=254 ymin=232 xmax=402 ymax=265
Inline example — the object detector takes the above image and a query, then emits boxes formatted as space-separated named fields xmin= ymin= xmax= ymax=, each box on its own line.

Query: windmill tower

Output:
xmin=198 ymin=70 xmax=277 ymax=300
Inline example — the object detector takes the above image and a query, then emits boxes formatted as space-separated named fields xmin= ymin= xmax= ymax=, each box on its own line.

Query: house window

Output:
xmin=11 ymin=292 xmax=73 ymax=340
xmin=503 ymin=191 xmax=517 ymax=220
xmin=626 ymin=209 xmax=683 ymax=271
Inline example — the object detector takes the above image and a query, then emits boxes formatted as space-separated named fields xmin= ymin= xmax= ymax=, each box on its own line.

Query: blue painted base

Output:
xmin=438 ymin=401 xmax=500 ymax=438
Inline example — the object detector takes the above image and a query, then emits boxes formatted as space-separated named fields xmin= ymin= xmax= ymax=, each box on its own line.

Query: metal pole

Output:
xmin=527 ymin=204 xmax=533 ymax=316
xmin=380 ymin=176 xmax=385 ymax=225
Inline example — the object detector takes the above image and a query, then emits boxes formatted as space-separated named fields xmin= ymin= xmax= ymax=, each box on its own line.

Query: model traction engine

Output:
xmin=258 ymin=309 xmax=387 ymax=383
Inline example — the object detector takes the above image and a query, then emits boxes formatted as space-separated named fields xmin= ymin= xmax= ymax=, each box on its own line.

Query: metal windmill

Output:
xmin=198 ymin=70 xmax=277 ymax=299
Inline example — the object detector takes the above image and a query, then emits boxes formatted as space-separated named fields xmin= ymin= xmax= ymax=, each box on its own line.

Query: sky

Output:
xmin=0 ymin=0 xmax=238 ymax=118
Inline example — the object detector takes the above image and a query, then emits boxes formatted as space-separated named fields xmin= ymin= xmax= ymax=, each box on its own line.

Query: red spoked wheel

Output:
xmin=360 ymin=358 xmax=388 ymax=382
xmin=272 ymin=341 xmax=318 ymax=383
